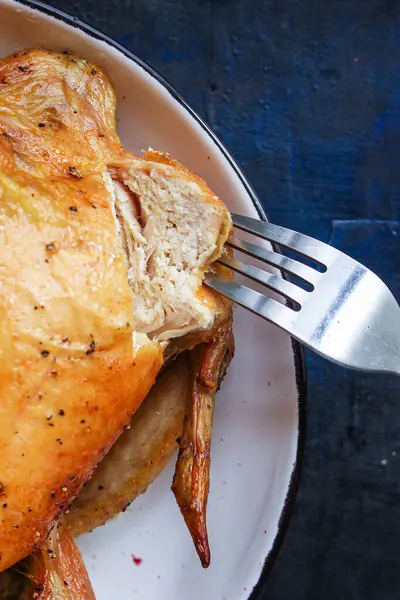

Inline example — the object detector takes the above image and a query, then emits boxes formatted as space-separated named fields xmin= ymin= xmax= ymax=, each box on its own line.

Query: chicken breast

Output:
xmin=0 ymin=48 xmax=231 ymax=571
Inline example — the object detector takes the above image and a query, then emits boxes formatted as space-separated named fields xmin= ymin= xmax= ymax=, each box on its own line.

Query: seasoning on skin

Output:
xmin=68 ymin=165 xmax=82 ymax=179
xmin=50 ymin=491 xmax=56 ymax=499
xmin=59 ymin=409 xmax=65 ymax=416
xmin=41 ymin=350 xmax=49 ymax=358
xmin=56 ymin=438 xmax=63 ymax=445
xmin=98 ymin=485 xmax=104 ymax=491
xmin=2 ymin=503 xmax=7 ymax=509
xmin=51 ymin=371 xmax=58 ymax=377
xmin=80 ymin=419 xmax=85 ymax=424
xmin=90 ymin=68 xmax=97 ymax=75
xmin=38 ymin=122 xmax=45 ymax=128
xmin=18 ymin=65 xmax=28 ymax=72
xmin=62 ymin=337 xmax=69 ymax=343
xmin=86 ymin=340 xmax=96 ymax=355
xmin=69 ymin=206 xmax=78 ymax=212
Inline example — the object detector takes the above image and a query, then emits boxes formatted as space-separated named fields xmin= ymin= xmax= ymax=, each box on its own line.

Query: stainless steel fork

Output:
xmin=205 ymin=214 xmax=400 ymax=376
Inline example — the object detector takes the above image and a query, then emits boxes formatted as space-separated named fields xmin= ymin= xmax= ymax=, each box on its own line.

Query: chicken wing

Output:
xmin=172 ymin=313 xmax=235 ymax=567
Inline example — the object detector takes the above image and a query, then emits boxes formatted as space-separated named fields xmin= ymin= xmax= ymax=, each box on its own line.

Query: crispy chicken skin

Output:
xmin=18 ymin=522 xmax=95 ymax=600
xmin=0 ymin=48 xmax=231 ymax=572
xmin=172 ymin=314 xmax=234 ymax=567
xmin=67 ymin=352 xmax=190 ymax=536
xmin=0 ymin=48 xmax=163 ymax=571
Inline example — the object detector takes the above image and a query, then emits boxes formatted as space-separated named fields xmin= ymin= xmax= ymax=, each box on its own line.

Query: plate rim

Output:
xmin=7 ymin=1 xmax=308 ymax=595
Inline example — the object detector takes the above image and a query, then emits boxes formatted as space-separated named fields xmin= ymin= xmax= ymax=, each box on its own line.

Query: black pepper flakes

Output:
xmin=86 ymin=340 xmax=96 ymax=355
xmin=80 ymin=419 xmax=85 ymax=424
xmin=69 ymin=206 xmax=78 ymax=212
xmin=62 ymin=337 xmax=69 ymax=343
xmin=38 ymin=122 xmax=46 ymax=128
xmin=0 ymin=483 xmax=5 ymax=496
xmin=2 ymin=503 xmax=7 ymax=509
xmin=45 ymin=242 xmax=56 ymax=252
xmin=56 ymin=438 xmax=63 ymax=445
xmin=59 ymin=409 xmax=65 ymax=416
xmin=41 ymin=350 xmax=49 ymax=358
xmin=90 ymin=68 xmax=97 ymax=75
xmin=50 ymin=491 xmax=56 ymax=499
xmin=67 ymin=165 xmax=82 ymax=179
xmin=18 ymin=65 xmax=28 ymax=72
xmin=98 ymin=485 xmax=104 ymax=491
xmin=36 ymin=584 xmax=44 ymax=592
xmin=51 ymin=371 xmax=58 ymax=377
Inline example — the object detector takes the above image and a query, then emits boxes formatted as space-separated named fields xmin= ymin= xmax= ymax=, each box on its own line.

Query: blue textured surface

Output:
xmin=46 ymin=1 xmax=400 ymax=598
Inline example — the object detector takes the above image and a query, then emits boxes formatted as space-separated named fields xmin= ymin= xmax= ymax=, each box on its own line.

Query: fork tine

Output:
xmin=232 ymin=214 xmax=337 ymax=268
xmin=205 ymin=273 xmax=297 ymax=327
xmin=227 ymin=236 xmax=319 ymax=286
xmin=217 ymin=255 xmax=308 ymax=308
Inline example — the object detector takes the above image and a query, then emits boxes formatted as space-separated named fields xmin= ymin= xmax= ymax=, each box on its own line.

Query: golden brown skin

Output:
xmin=20 ymin=523 xmax=95 ymax=600
xmin=0 ymin=49 xmax=163 ymax=571
xmin=67 ymin=353 xmax=190 ymax=536
xmin=0 ymin=46 xmax=232 ymax=574
xmin=172 ymin=314 xmax=235 ymax=568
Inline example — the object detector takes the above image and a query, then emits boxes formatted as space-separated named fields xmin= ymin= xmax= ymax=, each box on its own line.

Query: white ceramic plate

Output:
xmin=0 ymin=1 xmax=306 ymax=598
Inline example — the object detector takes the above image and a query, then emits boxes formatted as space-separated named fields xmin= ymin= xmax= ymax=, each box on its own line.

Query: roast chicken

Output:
xmin=0 ymin=47 xmax=234 ymax=596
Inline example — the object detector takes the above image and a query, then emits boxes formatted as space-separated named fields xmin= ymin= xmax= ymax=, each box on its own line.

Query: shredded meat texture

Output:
xmin=0 ymin=46 xmax=232 ymax=575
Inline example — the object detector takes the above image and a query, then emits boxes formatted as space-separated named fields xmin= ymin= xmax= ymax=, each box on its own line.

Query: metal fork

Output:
xmin=205 ymin=214 xmax=400 ymax=376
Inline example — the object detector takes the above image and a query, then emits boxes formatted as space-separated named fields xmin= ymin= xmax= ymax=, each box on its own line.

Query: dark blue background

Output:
xmin=46 ymin=1 xmax=400 ymax=598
